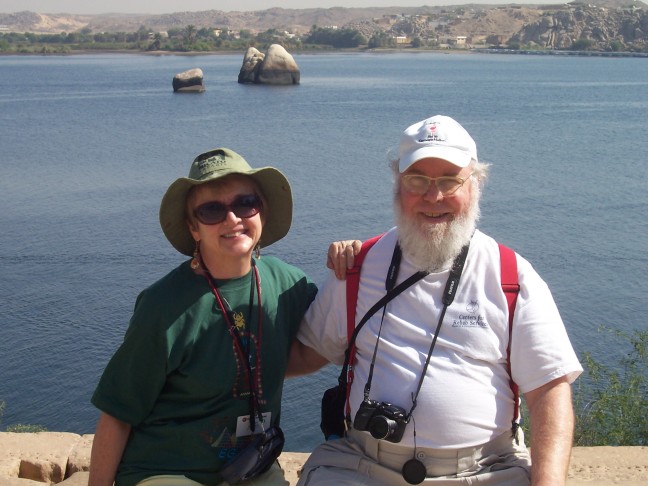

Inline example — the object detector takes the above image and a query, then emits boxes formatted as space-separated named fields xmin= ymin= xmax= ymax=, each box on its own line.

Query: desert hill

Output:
xmin=1 ymin=1 xmax=647 ymax=51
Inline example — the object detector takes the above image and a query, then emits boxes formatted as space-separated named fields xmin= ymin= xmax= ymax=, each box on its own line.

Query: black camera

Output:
xmin=353 ymin=399 xmax=409 ymax=443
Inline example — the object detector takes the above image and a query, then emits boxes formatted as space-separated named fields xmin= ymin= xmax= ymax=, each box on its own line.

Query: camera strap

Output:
xmin=339 ymin=247 xmax=427 ymax=424
xmin=408 ymin=242 xmax=469 ymax=418
xmin=362 ymin=241 xmax=471 ymax=420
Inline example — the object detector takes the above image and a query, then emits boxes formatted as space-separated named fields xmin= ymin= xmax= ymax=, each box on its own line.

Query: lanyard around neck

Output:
xmin=203 ymin=260 xmax=265 ymax=430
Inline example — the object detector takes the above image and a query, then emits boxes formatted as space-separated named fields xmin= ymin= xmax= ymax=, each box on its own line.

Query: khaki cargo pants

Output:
xmin=297 ymin=429 xmax=531 ymax=485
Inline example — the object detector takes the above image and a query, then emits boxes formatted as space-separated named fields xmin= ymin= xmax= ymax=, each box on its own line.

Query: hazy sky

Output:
xmin=2 ymin=1 xmax=564 ymax=15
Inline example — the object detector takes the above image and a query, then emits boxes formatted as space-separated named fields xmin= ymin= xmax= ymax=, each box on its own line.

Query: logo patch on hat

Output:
xmin=418 ymin=121 xmax=447 ymax=143
xmin=197 ymin=154 xmax=228 ymax=176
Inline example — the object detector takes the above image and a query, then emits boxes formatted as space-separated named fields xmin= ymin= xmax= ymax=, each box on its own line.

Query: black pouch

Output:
xmin=219 ymin=425 xmax=285 ymax=484
xmin=320 ymin=379 xmax=347 ymax=440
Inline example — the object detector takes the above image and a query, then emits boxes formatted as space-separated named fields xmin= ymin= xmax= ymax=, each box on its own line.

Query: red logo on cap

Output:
xmin=418 ymin=122 xmax=445 ymax=143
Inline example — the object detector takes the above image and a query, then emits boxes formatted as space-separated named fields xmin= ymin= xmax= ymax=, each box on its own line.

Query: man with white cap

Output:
xmin=289 ymin=115 xmax=582 ymax=485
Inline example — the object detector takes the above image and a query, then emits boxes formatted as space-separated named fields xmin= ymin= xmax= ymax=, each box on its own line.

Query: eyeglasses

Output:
xmin=401 ymin=172 xmax=473 ymax=196
xmin=193 ymin=194 xmax=262 ymax=225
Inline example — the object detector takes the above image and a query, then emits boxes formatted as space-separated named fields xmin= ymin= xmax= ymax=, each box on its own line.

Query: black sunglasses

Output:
xmin=193 ymin=194 xmax=262 ymax=225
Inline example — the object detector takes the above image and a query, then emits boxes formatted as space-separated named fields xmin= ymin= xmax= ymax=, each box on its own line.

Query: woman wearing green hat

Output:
xmin=89 ymin=148 xmax=331 ymax=486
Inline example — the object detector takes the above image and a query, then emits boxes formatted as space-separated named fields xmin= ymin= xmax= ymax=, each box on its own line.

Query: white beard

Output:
xmin=395 ymin=192 xmax=480 ymax=273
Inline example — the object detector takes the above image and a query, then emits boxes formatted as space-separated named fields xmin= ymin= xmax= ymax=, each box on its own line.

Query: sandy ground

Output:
xmin=566 ymin=446 xmax=648 ymax=485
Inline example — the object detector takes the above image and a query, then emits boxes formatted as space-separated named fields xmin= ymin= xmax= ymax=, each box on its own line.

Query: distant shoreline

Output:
xmin=474 ymin=48 xmax=648 ymax=58
xmin=2 ymin=47 xmax=647 ymax=58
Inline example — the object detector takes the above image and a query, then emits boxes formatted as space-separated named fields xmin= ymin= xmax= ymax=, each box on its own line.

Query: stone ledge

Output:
xmin=1 ymin=433 xmax=646 ymax=485
xmin=0 ymin=432 xmax=89 ymax=484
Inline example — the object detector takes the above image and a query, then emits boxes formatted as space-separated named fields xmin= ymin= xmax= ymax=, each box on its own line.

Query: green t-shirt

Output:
xmin=92 ymin=257 xmax=317 ymax=486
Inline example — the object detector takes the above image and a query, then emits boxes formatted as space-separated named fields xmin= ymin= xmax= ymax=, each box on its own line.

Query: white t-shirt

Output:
xmin=298 ymin=228 xmax=582 ymax=448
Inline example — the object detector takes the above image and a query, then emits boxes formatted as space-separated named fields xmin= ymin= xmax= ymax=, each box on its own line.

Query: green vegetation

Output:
xmin=0 ymin=399 xmax=47 ymax=433
xmin=367 ymin=31 xmax=397 ymax=49
xmin=1 ymin=23 xmax=645 ymax=55
xmin=520 ymin=328 xmax=647 ymax=447
xmin=305 ymin=26 xmax=366 ymax=48
xmin=0 ymin=25 xmax=303 ymax=54
xmin=571 ymin=38 xmax=595 ymax=51
xmin=410 ymin=37 xmax=423 ymax=48
xmin=0 ymin=24 xmax=374 ymax=54
xmin=573 ymin=328 xmax=647 ymax=446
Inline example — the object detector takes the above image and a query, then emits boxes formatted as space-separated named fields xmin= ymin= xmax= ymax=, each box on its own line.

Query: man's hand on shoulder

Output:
xmin=327 ymin=240 xmax=362 ymax=280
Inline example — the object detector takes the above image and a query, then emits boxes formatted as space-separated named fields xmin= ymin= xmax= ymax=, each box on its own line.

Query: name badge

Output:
xmin=235 ymin=412 xmax=272 ymax=437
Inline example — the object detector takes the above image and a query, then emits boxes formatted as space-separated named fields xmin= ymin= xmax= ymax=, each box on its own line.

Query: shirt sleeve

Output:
xmin=297 ymin=270 xmax=348 ymax=365
xmin=510 ymin=256 xmax=583 ymax=394
xmin=91 ymin=288 xmax=170 ymax=425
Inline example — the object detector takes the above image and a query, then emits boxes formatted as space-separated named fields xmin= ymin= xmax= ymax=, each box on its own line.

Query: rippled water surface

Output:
xmin=0 ymin=52 xmax=646 ymax=450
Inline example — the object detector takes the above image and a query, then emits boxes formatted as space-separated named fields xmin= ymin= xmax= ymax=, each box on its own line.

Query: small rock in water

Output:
xmin=173 ymin=68 xmax=205 ymax=93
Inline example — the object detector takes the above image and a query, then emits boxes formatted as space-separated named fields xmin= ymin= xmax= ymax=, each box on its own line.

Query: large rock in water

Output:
xmin=238 ymin=47 xmax=265 ymax=84
xmin=173 ymin=68 xmax=205 ymax=92
xmin=257 ymin=44 xmax=300 ymax=85
xmin=238 ymin=44 xmax=300 ymax=85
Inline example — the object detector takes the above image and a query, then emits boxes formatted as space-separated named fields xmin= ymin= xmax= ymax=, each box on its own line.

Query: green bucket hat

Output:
xmin=159 ymin=148 xmax=292 ymax=256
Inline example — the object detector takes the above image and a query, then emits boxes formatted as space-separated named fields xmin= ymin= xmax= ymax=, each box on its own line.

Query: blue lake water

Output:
xmin=0 ymin=52 xmax=646 ymax=451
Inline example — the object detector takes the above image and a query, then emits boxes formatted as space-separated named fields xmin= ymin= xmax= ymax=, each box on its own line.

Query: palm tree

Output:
xmin=183 ymin=24 xmax=197 ymax=48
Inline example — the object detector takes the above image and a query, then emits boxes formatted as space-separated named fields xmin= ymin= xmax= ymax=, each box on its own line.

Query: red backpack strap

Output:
xmin=499 ymin=243 xmax=521 ymax=434
xmin=346 ymin=234 xmax=383 ymax=342
xmin=344 ymin=234 xmax=383 ymax=420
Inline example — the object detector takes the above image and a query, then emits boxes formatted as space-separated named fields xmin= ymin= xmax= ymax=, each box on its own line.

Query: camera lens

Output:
xmin=369 ymin=416 xmax=398 ymax=440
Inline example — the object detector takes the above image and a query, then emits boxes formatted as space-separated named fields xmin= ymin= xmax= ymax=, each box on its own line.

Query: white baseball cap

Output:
xmin=398 ymin=115 xmax=478 ymax=172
